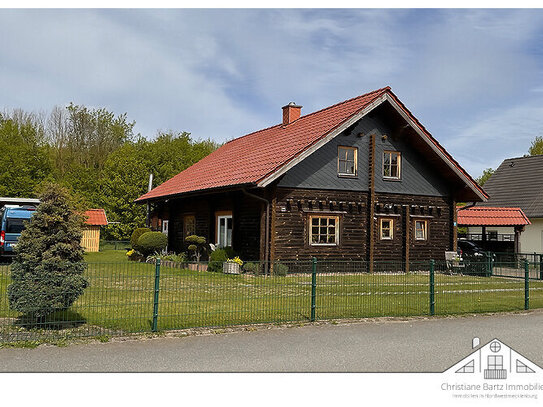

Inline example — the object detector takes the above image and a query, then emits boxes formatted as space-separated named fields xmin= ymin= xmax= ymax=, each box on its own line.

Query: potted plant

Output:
xmin=223 ymin=256 xmax=243 ymax=274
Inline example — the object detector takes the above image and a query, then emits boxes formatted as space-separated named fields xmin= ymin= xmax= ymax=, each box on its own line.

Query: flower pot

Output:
xmin=223 ymin=262 xmax=241 ymax=274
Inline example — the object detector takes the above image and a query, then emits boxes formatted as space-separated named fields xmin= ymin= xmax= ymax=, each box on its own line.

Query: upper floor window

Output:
xmin=383 ymin=151 xmax=401 ymax=179
xmin=338 ymin=146 xmax=357 ymax=177
xmin=310 ymin=215 xmax=339 ymax=245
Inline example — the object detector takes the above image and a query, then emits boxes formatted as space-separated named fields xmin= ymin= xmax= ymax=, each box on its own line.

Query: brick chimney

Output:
xmin=282 ymin=102 xmax=302 ymax=125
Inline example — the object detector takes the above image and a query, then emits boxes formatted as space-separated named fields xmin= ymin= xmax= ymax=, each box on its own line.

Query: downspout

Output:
xmin=146 ymin=173 xmax=154 ymax=228
xmin=456 ymin=201 xmax=476 ymax=248
xmin=242 ymin=188 xmax=270 ymax=267
xmin=458 ymin=202 xmax=477 ymax=211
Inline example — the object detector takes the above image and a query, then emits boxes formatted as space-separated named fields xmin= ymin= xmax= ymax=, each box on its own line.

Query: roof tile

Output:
xmin=457 ymin=206 xmax=530 ymax=226
xmin=84 ymin=209 xmax=108 ymax=226
xmin=137 ymin=86 xmax=485 ymax=202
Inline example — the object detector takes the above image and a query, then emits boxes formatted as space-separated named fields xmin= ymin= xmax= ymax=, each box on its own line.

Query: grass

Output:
xmin=0 ymin=250 xmax=542 ymax=340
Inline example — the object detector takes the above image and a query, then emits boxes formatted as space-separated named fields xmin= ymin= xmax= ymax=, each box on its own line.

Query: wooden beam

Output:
xmin=270 ymin=194 xmax=277 ymax=275
xmin=404 ymin=205 xmax=410 ymax=273
xmin=451 ymin=199 xmax=457 ymax=251
xmin=259 ymin=201 xmax=266 ymax=263
xmin=368 ymin=133 xmax=376 ymax=272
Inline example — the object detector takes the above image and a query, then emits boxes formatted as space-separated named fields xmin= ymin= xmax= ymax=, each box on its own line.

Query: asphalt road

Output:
xmin=1 ymin=311 xmax=542 ymax=372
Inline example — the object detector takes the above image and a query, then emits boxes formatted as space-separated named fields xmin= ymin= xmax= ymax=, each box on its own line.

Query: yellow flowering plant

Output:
xmin=227 ymin=256 xmax=243 ymax=266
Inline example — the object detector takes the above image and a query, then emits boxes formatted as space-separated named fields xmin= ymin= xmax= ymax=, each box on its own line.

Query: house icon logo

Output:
xmin=445 ymin=338 xmax=542 ymax=379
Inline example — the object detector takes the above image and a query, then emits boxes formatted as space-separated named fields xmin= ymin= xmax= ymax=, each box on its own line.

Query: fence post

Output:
xmin=311 ymin=257 xmax=317 ymax=322
xmin=524 ymin=259 xmax=529 ymax=311
xmin=429 ymin=259 xmax=435 ymax=316
xmin=152 ymin=259 xmax=161 ymax=332
xmin=539 ymin=255 xmax=543 ymax=281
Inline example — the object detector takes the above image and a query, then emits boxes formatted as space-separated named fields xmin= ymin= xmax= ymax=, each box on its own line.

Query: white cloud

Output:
xmin=0 ymin=7 xmax=542 ymax=171
xmin=444 ymin=101 xmax=543 ymax=176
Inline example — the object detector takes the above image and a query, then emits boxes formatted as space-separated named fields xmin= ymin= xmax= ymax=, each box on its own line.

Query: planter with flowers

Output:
xmin=223 ymin=256 xmax=243 ymax=274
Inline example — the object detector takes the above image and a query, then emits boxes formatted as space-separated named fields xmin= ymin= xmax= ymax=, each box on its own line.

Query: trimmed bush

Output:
xmin=243 ymin=262 xmax=261 ymax=275
xmin=185 ymin=235 xmax=206 ymax=262
xmin=131 ymin=227 xmax=151 ymax=251
xmin=208 ymin=248 xmax=229 ymax=273
xmin=137 ymin=232 xmax=168 ymax=256
xmin=7 ymin=183 xmax=88 ymax=321
xmin=273 ymin=263 xmax=289 ymax=276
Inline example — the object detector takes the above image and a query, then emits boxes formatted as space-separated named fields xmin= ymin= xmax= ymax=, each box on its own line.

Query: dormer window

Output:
xmin=338 ymin=146 xmax=357 ymax=177
xmin=383 ymin=151 xmax=401 ymax=180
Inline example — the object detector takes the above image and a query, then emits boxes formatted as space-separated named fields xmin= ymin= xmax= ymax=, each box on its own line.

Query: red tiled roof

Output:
xmin=84 ymin=209 xmax=108 ymax=226
xmin=136 ymin=87 xmax=486 ymax=202
xmin=457 ymin=206 xmax=531 ymax=226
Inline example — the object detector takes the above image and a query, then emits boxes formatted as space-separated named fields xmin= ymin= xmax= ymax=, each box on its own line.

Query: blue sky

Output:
xmin=1 ymin=8 xmax=543 ymax=178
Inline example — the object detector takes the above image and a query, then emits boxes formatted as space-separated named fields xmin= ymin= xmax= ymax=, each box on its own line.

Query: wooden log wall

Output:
xmin=273 ymin=187 xmax=451 ymax=261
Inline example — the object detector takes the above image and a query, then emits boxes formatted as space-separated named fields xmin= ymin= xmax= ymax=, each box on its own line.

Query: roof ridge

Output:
xmin=223 ymin=86 xmax=391 ymax=145
xmin=502 ymin=154 xmax=543 ymax=162
xmin=284 ymin=86 xmax=390 ymax=123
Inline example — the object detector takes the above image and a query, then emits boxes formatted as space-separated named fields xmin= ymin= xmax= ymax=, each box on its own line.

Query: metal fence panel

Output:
xmin=1 ymin=257 xmax=543 ymax=343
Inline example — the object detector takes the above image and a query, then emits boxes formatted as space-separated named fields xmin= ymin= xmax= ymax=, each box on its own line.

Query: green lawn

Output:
xmin=1 ymin=250 xmax=542 ymax=338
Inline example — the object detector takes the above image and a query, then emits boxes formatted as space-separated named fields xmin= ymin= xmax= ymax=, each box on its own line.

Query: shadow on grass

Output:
xmin=14 ymin=310 xmax=87 ymax=330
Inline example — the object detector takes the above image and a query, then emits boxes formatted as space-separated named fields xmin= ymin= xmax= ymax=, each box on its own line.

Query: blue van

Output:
xmin=0 ymin=205 xmax=36 ymax=257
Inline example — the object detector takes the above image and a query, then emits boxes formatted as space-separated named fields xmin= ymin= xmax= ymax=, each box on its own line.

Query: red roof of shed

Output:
xmin=457 ymin=207 xmax=531 ymax=226
xmin=136 ymin=87 xmax=486 ymax=202
xmin=84 ymin=209 xmax=108 ymax=226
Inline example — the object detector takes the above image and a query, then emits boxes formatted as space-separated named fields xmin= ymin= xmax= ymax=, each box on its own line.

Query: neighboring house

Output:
xmin=136 ymin=87 xmax=486 ymax=263
xmin=82 ymin=209 xmax=108 ymax=252
xmin=457 ymin=206 xmax=531 ymax=253
xmin=467 ymin=155 xmax=543 ymax=253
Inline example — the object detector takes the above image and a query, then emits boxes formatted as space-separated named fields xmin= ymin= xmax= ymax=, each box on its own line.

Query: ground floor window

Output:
xmin=380 ymin=218 xmax=393 ymax=240
xmin=309 ymin=215 xmax=339 ymax=245
xmin=414 ymin=220 xmax=428 ymax=241
xmin=216 ymin=212 xmax=233 ymax=247
xmin=183 ymin=215 xmax=196 ymax=237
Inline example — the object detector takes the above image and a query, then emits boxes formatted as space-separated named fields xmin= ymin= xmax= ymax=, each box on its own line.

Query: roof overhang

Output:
xmin=0 ymin=197 xmax=40 ymax=206
xmin=135 ymin=183 xmax=256 ymax=204
xmin=457 ymin=206 xmax=531 ymax=226
xmin=257 ymin=91 xmax=487 ymax=202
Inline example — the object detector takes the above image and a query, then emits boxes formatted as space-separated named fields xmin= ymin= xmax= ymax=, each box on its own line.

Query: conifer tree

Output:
xmin=7 ymin=184 xmax=88 ymax=320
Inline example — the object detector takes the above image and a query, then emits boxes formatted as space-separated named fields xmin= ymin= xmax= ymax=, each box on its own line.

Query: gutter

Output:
xmin=458 ymin=202 xmax=477 ymax=211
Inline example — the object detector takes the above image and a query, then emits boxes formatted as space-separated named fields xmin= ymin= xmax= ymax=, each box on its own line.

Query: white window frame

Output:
xmin=162 ymin=220 xmax=169 ymax=236
xmin=337 ymin=146 xmax=358 ymax=177
xmin=383 ymin=150 xmax=401 ymax=180
xmin=216 ymin=213 xmax=233 ymax=248
xmin=309 ymin=215 xmax=340 ymax=246
xmin=414 ymin=220 xmax=428 ymax=241
xmin=379 ymin=218 xmax=394 ymax=240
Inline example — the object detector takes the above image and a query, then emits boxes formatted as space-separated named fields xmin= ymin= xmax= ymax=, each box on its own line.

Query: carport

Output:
xmin=457 ymin=206 xmax=531 ymax=252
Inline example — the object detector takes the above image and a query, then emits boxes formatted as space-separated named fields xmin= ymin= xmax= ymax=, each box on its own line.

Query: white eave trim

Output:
xmin=257 ymin=93 xmax=389 ymax=187
xmin=258 ymin=92 xmax=486 ymax=202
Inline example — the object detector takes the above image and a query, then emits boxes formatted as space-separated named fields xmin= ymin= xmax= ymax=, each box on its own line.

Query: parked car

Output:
xmin=457 ymin=239 xmax=486 ymax=258
xmin=0 ymin=205 xmax=36 ymax=258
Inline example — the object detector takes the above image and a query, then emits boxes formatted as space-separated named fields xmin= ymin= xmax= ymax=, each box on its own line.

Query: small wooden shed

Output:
xmin=82 ymin=209 xmax=108 ymax=252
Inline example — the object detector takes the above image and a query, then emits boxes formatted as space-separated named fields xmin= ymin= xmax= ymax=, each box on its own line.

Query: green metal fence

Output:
xmin=99 ymin=240 xmax=130 ymax=251
xmin=1 ymin=257 xmax=542 ymax=343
